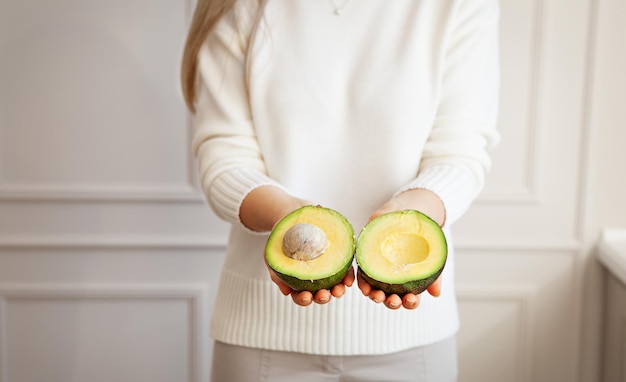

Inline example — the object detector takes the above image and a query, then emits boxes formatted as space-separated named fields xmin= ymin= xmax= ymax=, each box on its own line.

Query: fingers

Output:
xmin=427 ymin=275 xmax=442 ymax=297
xmin=266 ymin=256 xmax=294 ymax=296
xmin=357 ymin=268 xmax=424 ymax=310
xmin=331 ymin=283 xmax=345 ymax=298
xmin=357 ymin=269 xmax=372 ymax=296
xmin=367 ymin=199 xmax=403 ymax=223
xmin=275 ymin=267 xmax=439 ymax=309
xmin=269 ymin=270 xmax=294 ymax=296
xmin=291 ymin=291 xmax=314 ymax=306
xmin=284 ymin=283 xmax=424 ymax=309
xmin=385 ymin=294 xmax=403 ymax=310
xmin=369 ymin=290 xmax=387 ymax=304
xmin=330 ymin=266 xmax=355 ymax=298
xmin=288 ymin=267 xmax=356 ymax=306
xmin=290 ymin=289 xmax=335 ymax=306
xmin=290 ymin=283 xmax=427 ymax=308
xmin=375 ymin=292 xmax=421 ymax=310
xmin=367 ymin=205 xmax=396 ymax=223
xmin=402 ymin=293 xmax=420 ymax=310
xmin=342 ymin=266 xmax=355 ymax=287
xmin=365 ymin=290 xmax=421 ymax=310
xmin=357 ymin=270 xmax=395 ymax=305
xmin=314 ymin=289 xmax=332 ymax=304
xmin=358 ymin=272 xmax=387 ymax=304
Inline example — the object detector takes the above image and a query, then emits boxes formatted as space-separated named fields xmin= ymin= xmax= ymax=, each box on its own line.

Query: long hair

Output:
xmin=180 ymin=0 xmax=240 ymax=113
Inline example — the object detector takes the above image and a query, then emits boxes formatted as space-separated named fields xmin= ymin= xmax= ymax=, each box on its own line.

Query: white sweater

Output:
xmin=193 ymin=0 xmax=500 ymax=355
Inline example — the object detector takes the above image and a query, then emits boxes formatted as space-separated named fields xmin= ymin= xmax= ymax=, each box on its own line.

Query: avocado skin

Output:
xmin=275 ymin=260 xmax=352 ymax=292
xmin=355 ymin=210 xmax=447 ymax=297
xmin=357 ymin=266 xmax=443 ymax=296
xmin=266 ymin=205 xmax=355 ymax=292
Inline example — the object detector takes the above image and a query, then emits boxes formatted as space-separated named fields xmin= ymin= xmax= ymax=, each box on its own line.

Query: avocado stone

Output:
xmin=265 ymin=205 xmax=355 ymax=292
xmin=356 ymin=210 xmax=447 ymax=296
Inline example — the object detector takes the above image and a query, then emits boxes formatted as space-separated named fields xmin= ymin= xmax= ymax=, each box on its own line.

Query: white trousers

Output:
xmin=210 ymin=336 xmax=457 ymax=382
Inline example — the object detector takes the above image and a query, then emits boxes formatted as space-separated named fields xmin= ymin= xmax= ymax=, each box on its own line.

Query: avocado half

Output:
xmin=265 ymin=205 xmax=355 ymax=292
xmin=356 ymin=210 xmax=447 ymax=296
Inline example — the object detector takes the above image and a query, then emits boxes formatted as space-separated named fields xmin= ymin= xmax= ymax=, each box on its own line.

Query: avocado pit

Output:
xmin=266 ymin=205 xmax=355 ymax=292
xmin=282 ymin=223 xmax=329 ymax=261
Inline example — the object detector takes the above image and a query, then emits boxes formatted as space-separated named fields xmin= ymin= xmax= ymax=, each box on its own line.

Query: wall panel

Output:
xmin=456 ymin=0 xmax=589 ymax=249
xmin=458 ymin=287 xmax=534 ymax=382
xmin=0 ymin=0 xmax=605 ymax=381
xmin=0 ymin=0 xmax=192 ymax=201
xmin=0 ymin=284 xmax=207 ymax=382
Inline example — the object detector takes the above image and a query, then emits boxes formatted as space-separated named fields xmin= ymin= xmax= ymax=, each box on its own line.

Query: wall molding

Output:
xmin=477 ymin=0 xmax=545 ymax=206
xmin=0 ymin=283 xmax=209 ymax=382
xmin=0 ymin=115 xmax=201 ymax=203
xmin=520 ymin=0 xmax=545 ymax=206
xmin=0 ymin=233 xmax=227 ymax=250
xmin=455 ymin=237 xmax=581 ymax=252
xmin=0 ymin=183 xmax=204 ymax=203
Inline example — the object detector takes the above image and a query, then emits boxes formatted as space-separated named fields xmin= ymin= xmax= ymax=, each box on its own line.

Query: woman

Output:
xmin=181 ymin=0 xmax=500 ymax=380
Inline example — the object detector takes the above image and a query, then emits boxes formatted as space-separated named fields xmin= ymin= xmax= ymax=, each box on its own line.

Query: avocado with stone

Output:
xmin=356 ymin=210 xmax=447 ymax=296
xmin=265 ymin=205 xmax=355 ymax=292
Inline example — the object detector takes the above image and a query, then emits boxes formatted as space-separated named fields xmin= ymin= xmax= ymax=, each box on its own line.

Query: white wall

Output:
xmin=0 ymin=0 xmax=622 ymax=381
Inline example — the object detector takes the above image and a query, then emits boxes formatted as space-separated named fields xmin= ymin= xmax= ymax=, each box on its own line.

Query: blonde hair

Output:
xmin=180 ymin=0 xmax=265 ymax=113
xmin=181 ymin=0 xmax=237 ymax=113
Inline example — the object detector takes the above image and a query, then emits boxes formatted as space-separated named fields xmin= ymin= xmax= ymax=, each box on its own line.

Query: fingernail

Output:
xmin=319 ymin=296 xmax=329 ymax=303
xmin=389 ymin=301 xmax=399 ymax=308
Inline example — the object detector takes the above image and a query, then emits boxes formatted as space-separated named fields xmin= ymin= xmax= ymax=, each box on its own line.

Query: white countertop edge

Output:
xmin=597 ymin=229 xmax=626 ymax=286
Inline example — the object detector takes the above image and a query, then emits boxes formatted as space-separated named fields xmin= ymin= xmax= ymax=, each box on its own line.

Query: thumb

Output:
xmin=367 ymin=200 xmax=401 ymax=223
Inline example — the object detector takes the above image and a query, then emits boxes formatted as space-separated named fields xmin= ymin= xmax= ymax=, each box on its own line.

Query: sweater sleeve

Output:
xmin=397 ymin=0 xmax=501 ymax=226
xmin=191 ymin=7 xmax=286 ymax=229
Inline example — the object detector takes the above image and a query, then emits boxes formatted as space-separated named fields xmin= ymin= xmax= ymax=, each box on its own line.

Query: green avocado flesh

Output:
xmin=356 ymin=210 xmax=447 ymax=296
xmin=265 ymin=206 xmax=355 ymax=292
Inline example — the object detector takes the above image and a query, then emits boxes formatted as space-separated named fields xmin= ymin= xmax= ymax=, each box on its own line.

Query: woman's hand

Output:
xmin=240 ymin=185 xmax=311 ymax=233
xmin=267 ymin=264 xmax=356 ymax=306
xmin=242 ymin=186 xmax=356 ymax=306
xmin=369 ymin=188 xmax=446 ymax=226
xmin=357 ymin=273 xmax=441 ymax=310
xmin=357 ymin=188 xmax=446 ymax=310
